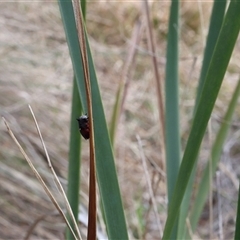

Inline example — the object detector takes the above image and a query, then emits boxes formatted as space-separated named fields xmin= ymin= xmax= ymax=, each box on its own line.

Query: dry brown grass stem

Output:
xmin=142 ymin=0 xmax=166 ymax=168
xmin=28 ymin=105 xmax=82 ymax=239
xmin=136 ymin=134 xmax=163 ymax=238
xmin=72 ymin=1 xmax=96 ymax=239
xmin=2 ymin=116 xmax=80 ymax=240
xmin=143 ymin=172 xmax=162 ymax=239
xmin=147 ymin=157 xmax=166 ymax=178
xmin=24 ymin=211 xmax=58 ymax=240
xmin=120 ymin=18 xmax=143 ymax=115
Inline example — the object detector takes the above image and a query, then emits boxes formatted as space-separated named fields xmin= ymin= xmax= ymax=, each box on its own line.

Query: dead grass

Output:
xmin=0 ymin=1 xmax=239 ymax=239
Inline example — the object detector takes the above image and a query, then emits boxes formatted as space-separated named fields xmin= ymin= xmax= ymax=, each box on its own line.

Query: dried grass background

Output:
xmin=0 ymin=1 xmax=240 ymax=239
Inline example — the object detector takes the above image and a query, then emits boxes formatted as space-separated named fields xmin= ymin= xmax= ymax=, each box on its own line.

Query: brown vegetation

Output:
xmin=0 ymin=1 xmax=239 ymax=239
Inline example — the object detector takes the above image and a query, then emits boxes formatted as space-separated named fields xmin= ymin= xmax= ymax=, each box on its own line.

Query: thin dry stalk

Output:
xmin=207 ymin=120 xmax=213 ymax=240
xmin=147 ymin=157 xmax=166 ymax=178
xmin=120 ymin=18 xmax=143 ymax=115
xmin=216 ymin=171 xmax=223 ymax=240
xmin=142 ymin=0 xmax=166 ymax=167
xmin=143 ymin=172 xmax=162 ymax=239
xmin=2 ymin=117 xmax=79 ymax=240
xmin=28 ymin=105 xmax=81 ymax=239
xmin=136 ymin=134 xmax=163 ymax=237
xmin=24 ymin=211 xmax=58 ymax=240
xmin=72 ymin=1 xmax=96 ymax=239
xmin=186 ymin=217 xmax=194 ymax=239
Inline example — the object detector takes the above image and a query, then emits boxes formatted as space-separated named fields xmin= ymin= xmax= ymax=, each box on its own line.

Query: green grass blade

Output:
xmin=165 ymin=0 xmax=180 ymax=238
xmin=235 ymin=182 xmax=240 ymax=240
xmin=178 ymin=1 xmax=227 ymax=238
xmin=58 ymin=1 xmax=128 ymax=239
xmin=163 ymin=1 xmax=240 ymax=238
xmin=109 ymin=83 xmax=123 ymax=145
xmin=165 ymin=0 xmax=180 ymax=200
xmin=195 ymin=0 xmax=227 ymax=109
xmin=190 ymin=78 xmax=240 ymax=234
xmin=58 ymin=0 xmax=87 ymax=113
xmin=66 ymin=78 xmax=82 ymax=240
xmin=87 ymin=41 xmax=128 ymax=239
xmin=65 ymin=0 xmax=86 ymax=237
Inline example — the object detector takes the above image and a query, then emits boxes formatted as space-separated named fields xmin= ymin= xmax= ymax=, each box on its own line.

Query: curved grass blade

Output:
xmin=190 ymin=78 xmax=240 ymax=234
xmin=163 ymin=1 xmax=240 ymax=238
xmin=178 ymin=1 xmax=227 ymax=238
xmin=58 ymin=1 xmax=128 ymax=239
xmin=195 ymin=0 xmax=227 ymax=110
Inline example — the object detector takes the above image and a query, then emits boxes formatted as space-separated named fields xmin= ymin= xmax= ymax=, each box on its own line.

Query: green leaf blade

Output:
xmin=163 ymin=1 xmax=240 ymax=238
xmin=58 ymin=1 xmax=129 ymax=239
xmin=178 ymin=1 xmax=227 ymax=238
xmin=190 ymin=78 xmax=240 ymax=233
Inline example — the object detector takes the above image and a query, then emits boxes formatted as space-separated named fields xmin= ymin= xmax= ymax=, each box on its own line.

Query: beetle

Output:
xmin=76 ymin=114 xmax=90 ymax=139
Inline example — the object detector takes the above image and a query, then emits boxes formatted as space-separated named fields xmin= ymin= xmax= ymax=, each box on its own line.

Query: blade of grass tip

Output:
xmin=2 ymin=117 xmax=79 ymax=240
xmin=28 ymin=105 xmax=82 ymax=240
xmin=137 ymin=135 xmax=163 ymax=237
xmin=162 ymin=2 xmax=240 ymax=239
xmin=178 ymin=1 xmax=227 ymax=238
xmin=189 ymin=77 xmax=240 ymax=234
xmin=195 ymin=0 xmax=227 ymax=110
xmin=234 ymin=181 xmax=240 ymax=240
xmin=109 ymin=83 xmax=122 ymax=144
xmin=72 ymin=1 xmax=96 ymax=239
xmin=58 ymin=0 xmax=88 ymax=112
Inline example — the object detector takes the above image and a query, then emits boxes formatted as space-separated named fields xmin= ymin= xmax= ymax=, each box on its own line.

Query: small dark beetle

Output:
xmin=76 ymin=114 xmax=90 ymax=139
